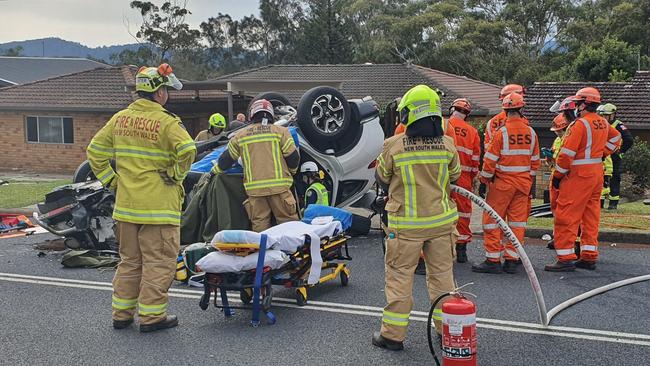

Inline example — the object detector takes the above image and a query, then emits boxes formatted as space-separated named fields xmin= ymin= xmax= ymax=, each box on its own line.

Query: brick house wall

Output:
xmin=0 ymin=111 xmax=110 ymax=174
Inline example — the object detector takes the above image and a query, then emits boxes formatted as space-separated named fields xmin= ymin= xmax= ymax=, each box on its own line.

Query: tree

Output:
xmin=1 ymin=46 xmax=23 ymax=56
xmin=109 ymin=45 xmax=157 ymax=66
xmin=129 ymin=1 xmax=201 ymax=63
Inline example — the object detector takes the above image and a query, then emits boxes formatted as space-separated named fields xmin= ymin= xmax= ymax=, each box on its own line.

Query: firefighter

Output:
xmin=195 ymin=113 xmax=227 ymax=142
xmin=472 ymin=93 xmax=540 ymax=274
xmin=211 ymin=99 xmax=300 ymax=232
xmin=596 ymin=103 xmax=634 ymax=210
xmin=601 ymin=156 xmax=613 ymax=208
xmin=545 ymin=87 xmax=621 ymax=271
xmin=549 ymin=97 xmax=577 ymax=211
xmin=301 ymin=161 xmax=330 ymax=207
xmin=484 ymin=84 xmax=527 ymax=150
xmin=87 ymin=64 xmax=196 ymax=332
xmin=445 ymin=98 xmax=481 ymax=263
xmin=372 ymin=85 xmax=461 ymax=351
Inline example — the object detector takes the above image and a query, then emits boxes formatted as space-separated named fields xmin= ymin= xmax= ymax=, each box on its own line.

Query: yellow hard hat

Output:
xmin=397 ymin=85 xmax=442 ymax=126
xmin=135 ymin=63 xmax=183 ymax=93
xmin=209 ymin=113 xmax=227 ymax=129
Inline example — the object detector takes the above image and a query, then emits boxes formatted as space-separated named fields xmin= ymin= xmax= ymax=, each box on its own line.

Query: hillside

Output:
xmin=0 ymin=38 xmax=145 ymax=62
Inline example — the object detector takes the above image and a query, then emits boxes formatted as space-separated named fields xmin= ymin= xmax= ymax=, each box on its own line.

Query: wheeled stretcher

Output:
xmin=196 ymin=222 xmax=352 ymax=327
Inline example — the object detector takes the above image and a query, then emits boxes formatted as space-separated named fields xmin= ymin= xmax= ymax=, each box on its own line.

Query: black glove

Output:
xmin=478 ymin=183 xmax=487 ymax=198
xmin=552 ymin=176 xmax=561 ymax=190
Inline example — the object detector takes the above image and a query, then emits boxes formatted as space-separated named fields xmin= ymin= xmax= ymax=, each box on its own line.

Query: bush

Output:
xmin=620 ymin=173 xmax=645 ymax=201
xmin=621 ymin=137 xmax=650 ymax=188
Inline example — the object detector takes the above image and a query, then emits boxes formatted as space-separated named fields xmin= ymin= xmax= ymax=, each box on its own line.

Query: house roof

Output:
xmin=0 ymin=66 xmax=229 ymax=112
xmin=213 ymin=64 xmax=502 ymax=116
xmin=525 ymin=71 xmax=650 ymax=130
xmin=0 ymin=56 xmax=109 ymax=85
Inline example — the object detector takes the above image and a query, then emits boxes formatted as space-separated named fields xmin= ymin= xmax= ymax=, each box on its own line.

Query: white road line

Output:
xmin=2 ymin=272 xmax=650 ymax=346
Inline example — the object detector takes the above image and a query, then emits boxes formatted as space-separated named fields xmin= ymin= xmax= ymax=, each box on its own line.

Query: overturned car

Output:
xmin=34 ymin=87 xmax=384 ymax=250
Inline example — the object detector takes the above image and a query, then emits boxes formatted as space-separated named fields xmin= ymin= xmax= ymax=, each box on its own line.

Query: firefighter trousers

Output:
xmin=245 ymin=189 xmax=298 ymax=232
xmin=554 ymin=166 xmax=603 ymax=262
xmin=609 ymin=154 xmax=622 ymax=202
xmin=112 ymin=221 xmax=180 ymax=325
xmin=451 ymin=174 xmax=473 ymax=245
xmin=483 ymin=181 xmax=530 ymax=262
xmin=380 ymin=226 xmax=457 ymax=342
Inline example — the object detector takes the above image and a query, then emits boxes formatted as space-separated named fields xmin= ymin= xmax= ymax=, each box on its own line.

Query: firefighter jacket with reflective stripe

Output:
xmin=611 ymin=119 xmax=633 ymax=153
xmin=484 ymin=111 xmax=530 ymax=150
xmin=87 ymin=99 xmax=196 ymax=225
xmin=553 ymin=113 xmax=621 ymax=179
xmin=480 ymin=116 xmax=540 ymax=194
xmin=305 ymin=182 xmax=330 ymax=206
xmin=377 ymin=135 xmax=461 ymax=230
xmin=222 ymin=123 xmax=297 ymax=197
xmin=445 ymin=116 xmax=481 ymax=178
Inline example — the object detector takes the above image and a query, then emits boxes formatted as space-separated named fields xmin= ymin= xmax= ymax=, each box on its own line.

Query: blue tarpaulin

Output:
xmin=302 ymin=205 xmax=353 ymax=231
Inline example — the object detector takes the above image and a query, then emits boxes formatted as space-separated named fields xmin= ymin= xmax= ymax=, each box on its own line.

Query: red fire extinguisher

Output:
xmin=441 ymin=294 xmax=477 ymax=365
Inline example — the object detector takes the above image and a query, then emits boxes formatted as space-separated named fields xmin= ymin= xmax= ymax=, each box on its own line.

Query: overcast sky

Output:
xmin=0 ymin=0 xmax=260 ymax=47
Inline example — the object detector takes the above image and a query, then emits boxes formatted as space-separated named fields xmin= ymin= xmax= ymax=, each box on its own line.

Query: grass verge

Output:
xmin=0 ymin=180 xmax=70 ymax=209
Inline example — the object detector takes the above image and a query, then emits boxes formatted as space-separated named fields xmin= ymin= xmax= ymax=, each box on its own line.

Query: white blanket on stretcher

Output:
xmin=195 ymin=250 xmax=287 ymax=273
xmin=262 ymin=220 xmax=342 ymax=284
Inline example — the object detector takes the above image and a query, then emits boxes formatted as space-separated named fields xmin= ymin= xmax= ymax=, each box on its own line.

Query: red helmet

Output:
xmin=550 ymin=113 xmax=569 ymax=131
xmin=572 ymin=87 xmax=601 ymax=104
xmin=249 ymin=99 xmax=275 ymax=120
xmin=502 ymin=93 xmax=525 ymax=110
xmin=451 ymin=98 xmax=472 ymax=114
xmin=499 ymin=84 xmax=525 ymax=100
xmin=558 ymin=97 xmax=576 ymax=112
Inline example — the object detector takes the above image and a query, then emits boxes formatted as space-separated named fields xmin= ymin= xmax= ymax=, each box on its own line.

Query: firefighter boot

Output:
xmin=471 ymin=260 xmax=503 ymax=274
xmin=607 ymin=200 xmax=619 ymax=210
xmin=140 ymin=314 xmax=179 ymax=333
xmin=456 ymin=244 xmax=468 ymax=263
xmin=113 ymin=319 xmax=134 ymax=329
xmin=544 ymin=261 xmax=576 ymax=272
xmin=502 ymin=260 xmax=519 ymax=274
xmin=575 ymin=260 xmax=597 ymax=270
xmin=372 ymin=332 xmax=404 ymax=351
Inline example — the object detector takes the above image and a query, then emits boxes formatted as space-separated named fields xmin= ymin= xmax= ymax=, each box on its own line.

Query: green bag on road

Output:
xmin=61 ymin=250 xmax=120 ymax=268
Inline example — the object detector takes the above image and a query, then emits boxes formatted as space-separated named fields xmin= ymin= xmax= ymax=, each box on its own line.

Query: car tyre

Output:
xmin=297 ymin=86 xmax=351 ymax=147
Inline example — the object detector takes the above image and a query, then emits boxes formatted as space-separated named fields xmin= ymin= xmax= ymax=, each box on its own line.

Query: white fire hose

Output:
xmin=451 ymin=185 xmax=650 ymax=327
xmin=451 ymin=185 xmax=549 ymax=326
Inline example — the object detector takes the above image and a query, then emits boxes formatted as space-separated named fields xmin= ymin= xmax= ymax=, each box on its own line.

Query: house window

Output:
xmin=25 ymin=116 xmax=74 ymax=144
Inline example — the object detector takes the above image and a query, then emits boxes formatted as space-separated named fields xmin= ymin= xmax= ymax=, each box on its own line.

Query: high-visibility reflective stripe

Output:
xmin=472 ymin=155 xmax=480 ymax=161
xmin=457 ymin=234 xmax=470 ymax=240
xmin=458 ymin=212 xmax=472 ymax=218
xmin=500 ymin=149 xmax=530 ymax=156
xmin=238 ymin=133 xmax=281 ymax=144
xmin=113 ymin=148 xmax=171 ymax=161
xmin=456 ymin=146 xmax=473 ymax=155
xmin=242 ymin=145 xmax=253 ymax=182
xmin=438 ymin=162 xmax=450 ymax=212
xmin=239 ymin=136 xmax=281 ymax=146
xmin=401 ymin=165 xmax=416 ymax=217
xmin=382 ymin=310 xmax=409 ymax=326
xmin=88 ymin=142 xmax=114 ymax=157
xmin=556 ymin=166 xmax=568 ymax=174
xmin=211 ymin=162 xmax=223 ymax=175
xmin=501 ymin=128 xmax=509 ymax=151
xmin=508 ymin=221 xmax=527 ymax=228
xmin=244 ymin=178 xmax=293 ymax=190
xmin=560 ymin=148 xmax=576 ymax=157
xmin=580 ymin=119 xmax=593 ymax=158
xmin=176 ymin=140 xmax=196 ymax=156
xmin=580 ymin=245 xmax=598 ymax=252
xmin=483 ymin=223 xmax=498 ymax=230
xmin=112 ymin=295 xmax=137 ymax=310
xmin=113 ymin=208 xmax=181 ymax=224
xmin=97 ymin=167 xmax=115 ymax=185
xmin=388 ymin=210 xmax=458 ymax=229
xmin=555 ymin=248 xmax=575 ymax=256
xmin=272 ymin=141 xmax=282 ymax=179
xmin=572 ymin=158 xmax=602 ymax=166
xmin=449 ymin=162 xmax=461 ymax=176
xmin=282 ymin=138 xmax=295 ymax=153
xmin=138 ymin=302 xmax=168 ymax=316
xmin=605 ymin=143 xmax=616 ymax=150
xmin=432 ymin=308 xmax=442 ymax=321
xmin=306 ymin=183 xmax=329 ymax=206
xmin=460 ymin=166 xmax=478 ymax=172
xmin=377 ymin=156 xmax=390 ymax=178
xmin=530 ymin=170 xmax=537 ymax=176
xmin=531 ymin=155 xmax=540 ymax=161
xmin=505 ymin=249 xmax=520 ymax=259
xmin=484 ymin=152 xmax=498 ymax=161
xmin=485 ymin=251 xmax=502 ymax=258
xmin=609 ymin=195 xmax=620 ymax=200
xmin=609 ymin=135 xmax=621 ymax=143
xmin=480 ymin=171 xmax=494 ymax=178
xmin=496 ymin=165 xmax=530 ymax=172
xmin=394 ymin=151 xmax=453 ymax=167
xmin=227 ymin=141 xmax=239 ymax=159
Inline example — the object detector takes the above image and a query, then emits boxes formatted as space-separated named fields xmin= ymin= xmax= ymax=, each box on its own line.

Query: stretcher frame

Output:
xmin=198 ymin=233 xmax=352 ymax=327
